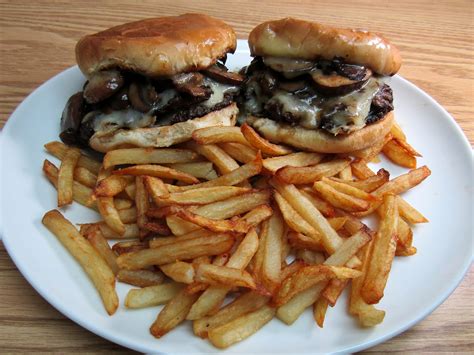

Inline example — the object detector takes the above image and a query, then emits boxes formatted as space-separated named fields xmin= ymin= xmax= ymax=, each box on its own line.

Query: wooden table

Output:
xmin=1 ymin=0 xmax=472 ymax=352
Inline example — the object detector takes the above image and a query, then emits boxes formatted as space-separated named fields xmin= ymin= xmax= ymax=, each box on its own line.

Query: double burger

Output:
xmin=60 ymin=14 xmax=243 ymax=153
xmin=242 ymin=18 xmax=401 ymax=153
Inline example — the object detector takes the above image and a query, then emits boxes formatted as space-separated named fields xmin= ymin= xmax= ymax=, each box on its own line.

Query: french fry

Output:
xmin=208 ymin=305 xmax=275 ymax=349
xmin=193 ymin=292 xmax=269 ymax=338
xmin=117 ymin=207 xmax=137 ymax=224
xmin=184 ymin=141 xmax=239 ymax=174
xmin=143 ymin=176 xmax=169 ymax=205
xmin=156 ymin=186 xmax=253 ymax=206
xmin=42 ymin=210 xmax=118 ymax=315
xmin=124 ymin=182 xmax=136 ymax=200
xmin=142 ymin=221 xmax=171 ymax=235
xmin=295 ymin=249 xmax=326 ymax=264
xmin=44 ymin=141 xmax=101 ymax=174
xmin=43 ymin=160 xmax=97 ymax=210
xmin=219 ymin=142 xmax=258 ymax=163
xmin=117 ymin=233 xmax=234 ymax=269
xmin=390 ymin=121 xmax=406 ymax=141
xmin=117 ymin=269 xmax=164 ymax=287
xmin=328 ymin=168 xmax=389 ymax=192
xmin=241 ymin=123 xmax=293 ymax=156
xmin=321 ymin=278 xmax=348 ymax=306
xmin=276 ymin=158 xmax=351 ymax=184
xmin=328 ymin=216 xmax=348 ymax=231
xmin=166 ymin=162 xmax=218 ymax=180
xmin=195 ymin=264 xmax=257 ymax=289
xmin=84 ymin=226 xmax=119 ymax=275
xmin=167 ymin=153 xmax=263 ymax=192
xmin=114 ymin=197 xmax=133 ymax=210
xmin=288 ymin=232 xmax=325 ymax=252
xmin=150 ymin=288 xmax=201 ymax=338
xmin=57 ymin=147 xmax=81 ymax=206
xmin=103 ymin=148 xmax=198 ymax=169
xmin=125 ymin=283 xmax=182 ymax=309
xmin=161 ymin=261 xmax=195 ymax=284
xmin=73 ymin=166 xmax=97 ymax=188
xmin=313 ymin=181 xmax=370 ymax=212
xmin=321 ymin=177 xmax=377 ymax=201
xmin=361 ymin=195 xmax=398 ymax=304
xmin=134 ymin=176 xmax=149 ymax=238
xmin=280 ymin=260 xmax=306 ymax=281
xmin=113 ymin=164 xmax=199 ymax=184
xmin=338 ymin=165 xmax=352 ymax=180
xmin=396 ymin=195 xmax=428 ymax=223
xmin=97 ymin=196 xmax=125 ymax=235
xmin=351 ymin=133 xmax=392 ymax=161
xmin=395 ymin=137 xmax=422 ymax=157
xmin=299 ymin=189 xmax=336 ymax=218
xmin=351 ymin=159 xmax=376 ymax=179
xmin=262 ymin=152 xmax=324 ymax=173
xmin=313 ymin=297 xmax=329 ymax=328
xmin=193 ymin=126 xmax=250 ymax=146
xmin=96 ymin=222 xmax=139 ymax=239
xmin=187 ymin=229 xmax=259 ymax=320
xmin=94 ymin=175 xmax=132 ymax=197
xmin=382 ymin=139 xmax=417 ymax=168
xmin=241 ymin=204 xmax=273 ymax=227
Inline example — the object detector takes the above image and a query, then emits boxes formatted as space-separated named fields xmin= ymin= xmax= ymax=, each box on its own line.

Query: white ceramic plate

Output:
xmin=1 ymin=40 xmax=472 ymax=354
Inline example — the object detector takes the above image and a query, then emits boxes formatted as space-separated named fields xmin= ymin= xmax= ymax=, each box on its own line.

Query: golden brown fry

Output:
xmin=166 ymin=162 xmax=218 ymax=180
xmin=396 ymin=195 xmax=429 ymax=223
xmin=208 ymin=305 xmax=275 ymax=349
xmin=390 ymin=121 xmax=406 ymax=141
xmin=351 ymin=133 xmax=392 ymax=161
xmin=150 ymin=288 xmax=200 ymax=338
xmin=57 ymin=147 xmax=81 ymax=206
xmin=161 ymin=261 xmax=195 ymax=284
xmin=351 ymin=159 xmax=376 ymax=179
xmin=184 ymin=141 xmax=239 ymax=174
xmin=44 ymin=141 xmax=101 ymax=174
xmin=113 ymin=164 xmax=199 ymax=184
xmin=96 ymin=222 xmax=139 ymax=239
xmin=193 ymin=126 xmax=250 ymax=145
xmin=142 ymin=221 xmax=171 ymax=235
xmin=313 ymin=297 xmax=329 ymax=328
xmin=73 ymin=166 xmax=97 ymax=188
xmin=134 ymin=176 xmax=149 ymax=238
xmin=262 ymin=152 xmax=324 ymax=173
xmin=241 ymin=123 xmax=293 ymax=156
xmin=97 ymin=196 xmax=125 ymax=235
xmin=103 ymin=148 xmax=198 ymax=169
xmin=382 ymin=139 xmax=417 ymax=168
xmin=395 ymin=137 xmax=422 ymax=157
xmin=219 ymin=142 xmax=258 ymax=164
xmin=280 ymin=260 xmax=306 ymax=281
xmin=328 ymin=169 xmax=389 ymax=192
xmin=321 ymin=177 xmax=377 ymax=201
xmin=42 ymin=210 xmax=118 ymax=315
xmin=299 ymin=189 xmax=337 ymax=218
xmin=288 ymin=232 xmax=325 ymax=252
xmin=114 ymin=197 xmax=133 ymax=210
xmin=84 ymin=226 xmax=119 ymax=275
xmin=361 ymin=195 xmax=398 ymax=304
xmin=338 ymin=164 xmax=352 ymax=180
xmin=276 ymin=158 xmax=351 ymax=184
xmin=295 ymin=249 xmax=326 ymax=264
xmin=94 ymin=175 xmax=132 ymax=197
xmin=143 ymin=176 xmax=169 ymax=205
xmin=313 ymin=181 xmax=370 ymax=212
xmin=196 ymin=264 xmax=257 ymax=289
xmin=117 ymin=207 xmax=137 ymax=224
xmin=117 ymin=269 xmax=164 ymax=287
xmin=112 ymin=240 xmax=147 ymax=255
xmin=117 ymin=233 xmax=234 ymax=269
xmin=156 ymin=186 xmax=253 ymax=206
xmin=322 ymin=278 xmax=348 ymax=306
xmin=125 ymin=283 xmax=182 ymax=309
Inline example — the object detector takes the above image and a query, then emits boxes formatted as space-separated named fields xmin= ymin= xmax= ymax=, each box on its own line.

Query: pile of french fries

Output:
xmin=41 ymin=121 xmax=430 ymax=349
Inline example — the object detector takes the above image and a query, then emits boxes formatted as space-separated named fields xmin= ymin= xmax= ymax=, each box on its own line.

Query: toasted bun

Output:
xmin=89 ymin=103 xmax=238 ymax=152
xmin=249 ymin=18 xmax=401 ymax=76
xmin=76 ymin=14 xmax=236 ymax=78
xmin=246 ymin=111 xmax=394 ymax=154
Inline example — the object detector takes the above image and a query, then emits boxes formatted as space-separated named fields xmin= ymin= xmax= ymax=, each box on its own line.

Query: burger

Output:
xmin=241 ymin=18 xmax=402 ymax=153
xmin=60 ymin=14 xmax=243 ymax=153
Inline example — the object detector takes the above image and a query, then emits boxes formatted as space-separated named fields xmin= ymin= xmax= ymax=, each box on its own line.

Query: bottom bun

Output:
xmin=246 ymin=111 xmax=394 ymax=154
xmin=90 ymin=103 xmax=239 ymax=152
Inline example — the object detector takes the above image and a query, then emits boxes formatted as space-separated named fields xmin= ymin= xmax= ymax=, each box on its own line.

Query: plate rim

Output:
xmin=1 ymin=41 xmax=473 ymax=353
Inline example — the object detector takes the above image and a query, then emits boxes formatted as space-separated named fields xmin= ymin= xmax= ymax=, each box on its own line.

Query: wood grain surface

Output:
xmin=0 ymin=0 xmax=472 ymax=353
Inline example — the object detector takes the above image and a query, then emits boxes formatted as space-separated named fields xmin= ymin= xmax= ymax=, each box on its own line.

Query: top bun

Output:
xmin=76 ymin=13 xmax=236 ymax=78
xmin=249 ymin=18 xmax=401 ymax=76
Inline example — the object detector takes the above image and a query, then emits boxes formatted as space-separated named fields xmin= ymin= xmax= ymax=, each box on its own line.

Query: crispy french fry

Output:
xmin=208 ymin=305 xmax=275 ymax=349
xmin=124 ymin=182 xmax=136 ymax=200
xmin=42 ymin=210 xmax=118 ymax=315
xmin=351 ymin=159 xmax=376 ymax=179
xmin=241 ymin=123 xmax=293 ymax=156
xmin=193 ymin=126 xmax=250 ymax=146
xmin=219 ymin=142 xmax=258 ymax=163
xmin=313 ymin=181 xmax=371 ymax=212
xmin=260 ymin=210 xmax=284 ymax=293
xmin=143 ymin=176 xmax=169 ymax=205
xmin=84 ymin=226 xmax=119 ymax=275
xmin=112 ymin=240 xmax=147 ymax=255
xmin=103 ymin=148 xmax=198 ymax=169
xmin=117 ymin=207 xmax=137 ymax=224
xmin=321 ymin=278 xmax=348 ymax=306
xmin=328 ymin=168 xmax=389 ymax=192
xmin=113 ymin=164 xmax=199 ymax=184
xmin=134 ymin=176 xmax=149 ymax=238
xmin=156 ymin=186 xmax=253 ymax=206
xmin=395 ymin=137 xmax=422 ymax=157
xmin=382 ymin=139 xmax=417 ymax=168
xmin=161 ymin=261 xmax=195 ymax=284
xmin=396 ymin=195 xmax=428 ymax=223
xmin=97 ymin=196 xmax=125 ymax=235
xmin=94 ymin=175 xmax=132 ymax=197
xmin=73 ymin=166 xmax=97 ymax=188
xmin=117 ymin=233 xmax=234 ymax=269
xmin=338 ymin=164 xmax=352 ymax=180
xmin=95 ymin=222 xmax=139 ymax=239
xmin=299 ymin=189 xmax=336 ymax=218
xmin=276 ymin=158 xmax=351 ymax=184
xmin=193 ymin=292 xmax=269 ymax=338
xmin=150 ymin=288 xmax=200 ymax=338
xmin=295 ymin=249 xmax=326 ymax=264
xmin=263 ymin=152 xmax=324 ymax=173
xmin=184 ymin=141 xmax=239 ymax=174
xmin=117 ymin=269 xmax=164 ymax=287
xmin=390 ymin=121 xmax=406 ymax=141
xmin=361 ymin=195 xmax=398 ymax=304
xmin=280 ymin=260 xmax=306 ymax=281
xmin=125 ymin=283 xmax=182 ymax=308
xmin=321 ymin=177 xmax=377 ymax=201
xmin=196 ymin=264 xmax=256 ymax=289
xmin=288 ymin=232 xmax=325 ymax=252
xmin=142 ymin=221 xmax=171 ymax=235
xmin=313 ymin=297 xmax=329 ymax=328
xmin=351 ymin=133 xmax=392 ymax=161
xmin=57 ymin=147 xmax=81 ymax=206
xmin=166 ymin=162 xmax=218 ymax=180
xmin=44 ymin=141 xmax=101 ymax=174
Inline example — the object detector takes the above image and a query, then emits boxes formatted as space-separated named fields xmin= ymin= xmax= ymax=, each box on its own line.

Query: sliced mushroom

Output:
xmin=310 ymin=68 xmax=372 ymax=96
xmin=83 ymin=70 xmax=124 ymax=104
xmin=171 ymin=72 xmax=211 ymax=98
xmin=128 ymin=81 xmax=158 ymax=112
xmin=203 ymin=63 xmax=244 ymax=85
xmin=59 ymin=92 xmax=86 ymax=145
xmin=263 ymin=56 xmax=314 ymax=78
xmin=106 ymin=85 xmax=131 ymax=110
xmin=278 ymin=80 xmax=307 ymax=93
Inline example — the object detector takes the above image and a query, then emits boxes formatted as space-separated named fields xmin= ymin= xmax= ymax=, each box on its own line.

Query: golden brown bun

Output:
xmin=89 ymin=103 xmax=238 ymax=152
xmin=76 ymin=14 xmax=236 ymax=78
xmin=249 ymin=18 xmax=401 ymax=76
xmin=246 ymin=111 xmax=394 ymax=154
